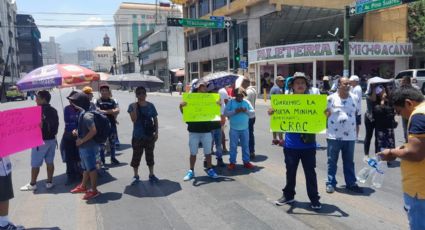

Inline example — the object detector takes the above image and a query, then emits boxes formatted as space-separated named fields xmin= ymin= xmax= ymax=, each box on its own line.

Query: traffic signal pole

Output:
xmin=343 ymin=5 xmax=350 ymax=77
xmin=232 ymin=19 xmax=238 ymax=73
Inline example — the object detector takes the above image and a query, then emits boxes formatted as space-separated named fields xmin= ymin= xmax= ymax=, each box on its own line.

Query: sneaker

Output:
xmin=183 ymin=170 xmax=194 ymax=181
xmin=310 ymin=201 xmax=322 ymax=210
xmin=45 ymin=182 xmax=54 ymax=189
xmin=149 ymin=174 xmax=159 ymax=183
xmin=217 ymin=158 xmax=226 ymax=167
xmin=250 ymin=153 xmax=256 ymax=160
xmin=83 ymin=190 xmax=100 ymax=200
xmin=207 ymin=168 xmax=219 ymax=179
xmin=274 ymin=196 xmax=295 ymax=206
xmin=20 ymin=183 xmax=37 ymax=191
xmin=326 ymin=185 xmax=335 ymax=193
xmin=243 ymin=162 xmax=255 ymax=169
xmin=71 ymin=184 xmax=87 ymax=193
xmin=131 ymin=175 xmax=140 ymax=185
xmin=346 ymin=185 xmax=364 ymax=193
xmin=111 ymin=158 xmax=120 ymax=165
xmin=0 ymin=223 xmax=24 ymax=230
xmin=227 ymin=163 xmax=236 ymax=170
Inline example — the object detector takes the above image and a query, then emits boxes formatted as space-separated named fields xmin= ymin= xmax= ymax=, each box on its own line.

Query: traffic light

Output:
xmin=337 ymin=39 xmax=344 ymax=55
xmin=235 ymin=47 xmax=240 ymax=63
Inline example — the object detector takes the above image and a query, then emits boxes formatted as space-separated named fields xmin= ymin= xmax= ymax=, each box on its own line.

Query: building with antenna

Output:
xmin=93 ymin=34 xmax=115 ymax=73
xmin=114 ymin=2 xmax=181 ymax=74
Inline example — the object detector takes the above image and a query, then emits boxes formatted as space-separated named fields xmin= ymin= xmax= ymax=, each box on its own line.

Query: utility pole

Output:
xmin=232 ymin=19 xmax=238 ymax=73
xmin=343 ymin=5 xmax=350 ymax=77
xmin=122 ymin=42 xmax=133 ymax=73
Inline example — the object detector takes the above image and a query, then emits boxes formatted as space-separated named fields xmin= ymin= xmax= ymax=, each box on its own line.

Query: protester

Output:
xmin=82 ymin=86 xmax=96 ymax=111
xmin=179 ymin=80 xmax=219 ymax=181
xmin=325 ymin=77 xmax=363 ymax=194
xmin=270 ymin=75 xmax=285 ymax=145
xmin=95 ymin=85 xmax=120 ymax=165
xmin=364 ymin=83 xmax=379 ymax=161
xmin=69 ymin=92 xmax=101 ymax=200
xmin=270 ymin=72 xmax=321 ymax=210
xmin=177 ymin=81 xmax=183 ymax=95
xmin=0 ymin=157 xmax=23 ymax=230
xmin=349 ymin=75 xmax=363 ymax=141
xmin=246 ymin=80 xmax=257 ymax=160
xmin=224 ymin=87 xmax=255 ymax=170
xmin=61 ymin=91 xmax=81 ymax=185
xmin=21 ymin=90 xmax=59 ymax=191
xmin=128 ymin=86 xmax=159 ymax=185
xmin=379 ymin=86 xmax=425 ymax=230
xmin=218 ymin=86 xmax=230 ymax=155
xmin=400 ymin=76 xmax=419 ymax=142
xmin=320 ymin=76 xmax=331 ymax=95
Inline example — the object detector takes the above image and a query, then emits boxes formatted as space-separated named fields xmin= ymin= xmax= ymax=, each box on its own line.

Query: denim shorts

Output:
xmin=189 ymin=132 xmax=212 ymax=155
xmin=79 ymin=145 xmax=99 ymax=172
xmin=31 ymin=139 xmax=57 ymax=168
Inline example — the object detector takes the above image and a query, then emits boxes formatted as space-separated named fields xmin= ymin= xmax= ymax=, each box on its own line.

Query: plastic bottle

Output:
xmin=372 ymin=160 xmax=387 ymax=188
xmin=356 ymin=157 xmax=381 ymax=184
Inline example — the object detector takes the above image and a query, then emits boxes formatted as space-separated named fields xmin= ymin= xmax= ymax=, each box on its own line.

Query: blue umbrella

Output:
xmin=201 ymin=72 xmax=240 ymax=91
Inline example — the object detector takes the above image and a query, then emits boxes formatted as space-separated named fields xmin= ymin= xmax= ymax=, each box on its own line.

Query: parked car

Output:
xmin=6 ymin=86 xmax=26 ymax=101
xmin=394 ymin=69 xmax=425 ymax=93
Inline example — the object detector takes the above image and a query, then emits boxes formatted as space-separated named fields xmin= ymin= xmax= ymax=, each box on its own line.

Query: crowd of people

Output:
xmin=0 ymin=72 xmax=424 ymax=229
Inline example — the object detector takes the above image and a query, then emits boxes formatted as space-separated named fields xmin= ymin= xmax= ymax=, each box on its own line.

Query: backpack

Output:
xmin=81 ymin=111 xmax=111 ymax=144
xmin=41 ymin=105 xmax=59 ymax=140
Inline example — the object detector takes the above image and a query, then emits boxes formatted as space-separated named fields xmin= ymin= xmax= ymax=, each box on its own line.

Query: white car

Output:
xmin=394 ymin=69 xmax=424 ymax=93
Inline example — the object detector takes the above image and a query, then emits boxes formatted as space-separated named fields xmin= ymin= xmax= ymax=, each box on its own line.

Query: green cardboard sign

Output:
xmin=270 ymin=94 xmax=327 ymax=134
xmin=182 ymin=93 xmax=221 ymax=122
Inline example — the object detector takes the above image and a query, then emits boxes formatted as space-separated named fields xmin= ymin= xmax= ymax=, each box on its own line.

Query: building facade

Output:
xmin=0 ymin=0 xmax=19 ymax=83
xmin=78 ymin=49 xmax=94 ymax=69
xmin=16 ymin=14 xmax=43 ymax=73
xmin=175 ymin=0 xmax=411 ymax=91
xmin=138 ymin=25 xmax=185 ymax=88
xmin=93 ymin=35 xmax=115 ymax=73
xmin=114 ymin=2 xmax=181 ymax=73
xmin=41 ymin=37 xmax=62 ymax=65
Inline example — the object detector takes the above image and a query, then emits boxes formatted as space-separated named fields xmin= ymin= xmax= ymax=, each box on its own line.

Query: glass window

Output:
xmin=191 ymin=62 xmax=198 ymax=72
xmin=417 ymin=70 xmax=425 ymax=77
xmin=189 ymin=4 xmax=196 ymax=18
xmin=212 ymin=29 xmax=227 ymax=45
xmin=190 ymin=36 xmax=198 ymax=51
xmin=199 ymin=31 xmax=211 ymax=48
xmin=198 ymin=0 xmax=210 ymax=17
xmin=213 ymin=0 xmax=226 ymax=10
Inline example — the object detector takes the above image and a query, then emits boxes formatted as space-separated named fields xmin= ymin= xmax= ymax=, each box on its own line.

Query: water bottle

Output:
xmin=372 ymin=160 xmax=387 ymax=188
xmin=356 ymin=166 xmax=371 ymax=184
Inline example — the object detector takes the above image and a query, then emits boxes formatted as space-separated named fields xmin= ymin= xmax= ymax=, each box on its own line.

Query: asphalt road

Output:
xmin=1 ymin=89 xmax=408 ymax=230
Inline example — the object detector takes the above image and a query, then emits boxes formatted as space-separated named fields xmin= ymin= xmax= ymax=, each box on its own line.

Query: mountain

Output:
xmin=56 ymin=27 xmax=116 ymax=53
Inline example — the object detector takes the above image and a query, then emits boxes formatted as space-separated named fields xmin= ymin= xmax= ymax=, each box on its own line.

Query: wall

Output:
xmin=167 ymin=27 xmax=185 ymax=70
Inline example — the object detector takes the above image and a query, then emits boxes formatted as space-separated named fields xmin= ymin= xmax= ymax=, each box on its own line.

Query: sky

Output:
xmin=16 ymin=0 xmax=164 ymax=41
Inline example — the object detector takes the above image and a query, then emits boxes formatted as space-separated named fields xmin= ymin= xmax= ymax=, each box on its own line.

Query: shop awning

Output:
xmin=171 ymin=68 xmax=185 ymax=77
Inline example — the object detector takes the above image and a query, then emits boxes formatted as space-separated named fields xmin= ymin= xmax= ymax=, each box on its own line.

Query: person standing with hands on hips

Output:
xmin=128 ymin=86 xmax=159 ymax=185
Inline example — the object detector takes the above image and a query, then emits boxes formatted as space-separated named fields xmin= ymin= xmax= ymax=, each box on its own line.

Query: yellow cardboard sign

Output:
xmin=182 ymin=93 xmax=221 ymax=122
xmin=270 ymin=94 xmax=327 ymax=134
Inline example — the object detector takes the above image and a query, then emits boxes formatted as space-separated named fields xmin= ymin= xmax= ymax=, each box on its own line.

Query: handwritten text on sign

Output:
xmin=0 ymin=106 xmax=43 ymax=157
xmin=270 ymin=95 xmax=327 ymax=134
xmin=182 ymin=93 xmax=221 ymax=122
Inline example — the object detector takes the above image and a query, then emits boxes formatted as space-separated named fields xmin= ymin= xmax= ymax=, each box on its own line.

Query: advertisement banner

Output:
xmin=270 ymin=95 xmax=327 ymax=134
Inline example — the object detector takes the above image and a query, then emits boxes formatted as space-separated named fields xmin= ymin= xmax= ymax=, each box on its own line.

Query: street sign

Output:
xmin=239 ymin=60 xmax=248 ymax=70
xmin=210 ymin=16 xmax=224 ymax=21
xmin=167 ymin=17 xmax=232 ymax=29
xmin=355 ymin=0 xmax=402 ymax=15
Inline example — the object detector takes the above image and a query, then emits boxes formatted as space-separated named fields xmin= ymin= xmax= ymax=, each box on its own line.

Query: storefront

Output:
xmin=248 ymin=42 xmax=413 ymax=92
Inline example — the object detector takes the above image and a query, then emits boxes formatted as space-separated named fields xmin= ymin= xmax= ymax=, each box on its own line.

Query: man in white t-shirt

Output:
xmin=0 ymin=157 xmax=23 ymax=229
xmin=349 ymin=75 xmax=363 ymax=140
xmin=325 ymin=77 xmax=363 ymax=194
xmin=218 ymin=87 xmax=230 ymax=154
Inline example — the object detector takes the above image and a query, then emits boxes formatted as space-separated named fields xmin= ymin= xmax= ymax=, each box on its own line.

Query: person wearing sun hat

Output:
xmin=82 ymin=86 xmax=96 ymax=111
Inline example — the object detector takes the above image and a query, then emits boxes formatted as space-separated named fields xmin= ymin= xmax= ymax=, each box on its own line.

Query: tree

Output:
xmin=408 ymin=0 xmax=425 ymax=48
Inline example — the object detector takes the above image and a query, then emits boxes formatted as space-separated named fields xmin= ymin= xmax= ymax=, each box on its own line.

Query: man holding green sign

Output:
xmin=179 ymin=80 xmax=220 ymax=181
xmin=269 ymin=72 xmax=324 ymax=210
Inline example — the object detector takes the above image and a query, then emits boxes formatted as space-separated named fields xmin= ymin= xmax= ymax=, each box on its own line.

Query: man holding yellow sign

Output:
xmin=179 ymin=80 xmax=220 ymax=181
xmin=269 ymin=72 xmax=324 ymax=210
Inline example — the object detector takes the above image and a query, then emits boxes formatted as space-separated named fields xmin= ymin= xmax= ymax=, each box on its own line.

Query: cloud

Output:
xmin=79 ymin=17 xmax=105 ymax=26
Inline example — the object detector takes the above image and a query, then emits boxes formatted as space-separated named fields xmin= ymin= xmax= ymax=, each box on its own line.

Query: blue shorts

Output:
xmin=189 ymin=132 xmax=212 ymax=156
xmin=31 ymin=139 xmax=57 ymax=168
xmin=79 ymin=145 xmax=99 ymax=172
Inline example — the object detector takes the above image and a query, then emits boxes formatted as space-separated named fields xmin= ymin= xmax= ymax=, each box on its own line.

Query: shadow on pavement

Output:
xmin=215 ymin=165 xmax=265 ymax=177
xmin=192 ymin=175 xmax=235 ymax=187
xmin=124 ymin=179 xmax=182 ymax=198
xmin=104 ymin=162 xmax=128 ymax=169
xmin=335 ymin=186 xmax=375 ymax=196
xmin=115 ymin=144 xmax=132 ymax=151
xmin=251 ymin=154 xmax=268 ymax=163
xmin=286 ymin=201 xmax=349 ymax=217
xmin=86 ymin=192 xmax=122 ymax=204
xmin=33 ymin=174 xmax=73 ymax=194
xmin=26 ymin=227 xmax=61 ymax=230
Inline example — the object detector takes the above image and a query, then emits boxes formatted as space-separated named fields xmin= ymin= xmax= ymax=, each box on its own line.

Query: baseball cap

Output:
xmin=66 ymin=91 xmax=78 ymax=100
xmin=82 ymin=86 xmax=93 ymax=94
xmin=275 ymin=76 xmax=285 ymax=81
xmin=323 ymin=76 xmax=329 ymax=81
xmin=68 ymin=92 xmax=90 ymax=111
xmin=99 ymin=84 xmax=110 ymax=90
xmin=349 ymin=75 xmax=360 ymax=82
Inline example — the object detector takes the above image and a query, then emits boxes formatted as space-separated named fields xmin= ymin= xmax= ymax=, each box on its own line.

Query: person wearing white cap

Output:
xmin=349 ymin=75 xmax=363 ymax=141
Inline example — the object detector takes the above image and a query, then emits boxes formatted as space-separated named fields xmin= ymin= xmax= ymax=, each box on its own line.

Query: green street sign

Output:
xmin=167 ymin=17 xmax=232 ymax=29
xmin=355 ymin=0 xmax=402 ymax=14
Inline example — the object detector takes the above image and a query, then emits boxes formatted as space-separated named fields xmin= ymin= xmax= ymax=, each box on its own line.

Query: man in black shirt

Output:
xmin=96 ymin=85 xmax=120 ymax=165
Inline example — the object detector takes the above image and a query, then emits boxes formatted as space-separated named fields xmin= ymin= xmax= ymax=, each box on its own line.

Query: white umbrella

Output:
xmin=366 ymin=77 xmax=394 ymax=94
